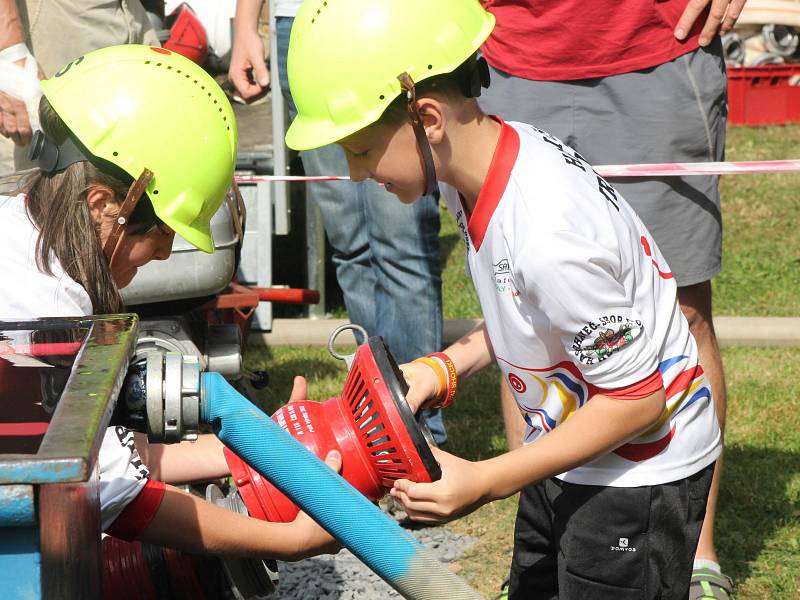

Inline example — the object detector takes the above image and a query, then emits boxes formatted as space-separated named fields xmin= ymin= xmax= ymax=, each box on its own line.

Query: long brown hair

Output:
xmin=3 ymin=97 xmax=161 ymax=314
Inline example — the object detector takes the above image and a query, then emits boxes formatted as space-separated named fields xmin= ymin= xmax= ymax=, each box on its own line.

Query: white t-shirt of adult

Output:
xmin=440 ymin=121 xmax=721 ymax=487
xmin=0 ymin=193 xmax=150 ymax=529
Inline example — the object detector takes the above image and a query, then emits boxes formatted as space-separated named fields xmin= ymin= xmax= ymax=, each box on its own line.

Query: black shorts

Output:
xmin=508 ymin=463 xmax=715 ymax=600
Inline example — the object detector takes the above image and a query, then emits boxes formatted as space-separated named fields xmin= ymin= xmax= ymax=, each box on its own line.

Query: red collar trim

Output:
xmin=466 ymin=118 xmax=520 ymax=251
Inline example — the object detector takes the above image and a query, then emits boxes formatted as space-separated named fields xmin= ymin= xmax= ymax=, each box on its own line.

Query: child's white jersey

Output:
xmin=0 ymin=193 xmax=151 ymax=528
xmin=440 ymin=120 xmax=721 ymax=487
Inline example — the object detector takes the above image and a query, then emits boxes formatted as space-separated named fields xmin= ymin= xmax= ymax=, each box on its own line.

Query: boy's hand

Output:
xmin=398 ymin=361 xmax=440 ymax=413
xmin=288 ymin=449 xmax=343 ymax=560
xmin=390 ymin=447 xmax=490 ymax=524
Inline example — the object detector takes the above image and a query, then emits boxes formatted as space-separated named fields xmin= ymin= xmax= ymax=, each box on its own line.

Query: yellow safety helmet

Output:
xmin=40 ymin=44 xmax=237 ymax=253
xmin=285 ymin=0 xmax=494 ymax=151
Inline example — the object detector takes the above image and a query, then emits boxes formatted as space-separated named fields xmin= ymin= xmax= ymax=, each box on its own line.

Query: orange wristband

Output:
xmin=413 ymin=356 xmax=447 ymax=401
xmin=428 ymin=352 xmax=457 ymax=409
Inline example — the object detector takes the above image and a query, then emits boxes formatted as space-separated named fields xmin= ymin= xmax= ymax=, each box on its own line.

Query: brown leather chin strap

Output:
xmin=397 ymin=72 xmax=439 ymax=198
xmin=102 ymin=168 xmax=154 ymax=265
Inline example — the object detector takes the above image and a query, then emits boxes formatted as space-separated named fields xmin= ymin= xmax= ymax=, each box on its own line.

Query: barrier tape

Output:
xmin=234 ymin=159 xmax=800 ymax=184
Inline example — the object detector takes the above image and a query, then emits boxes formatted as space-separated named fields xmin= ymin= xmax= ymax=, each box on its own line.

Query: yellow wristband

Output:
xmin=413 ymin=356 xmax=447 ymax=401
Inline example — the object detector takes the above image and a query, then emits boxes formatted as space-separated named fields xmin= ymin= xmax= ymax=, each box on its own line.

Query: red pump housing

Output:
xmin=224 ymin=336 xmax=441 ymax=522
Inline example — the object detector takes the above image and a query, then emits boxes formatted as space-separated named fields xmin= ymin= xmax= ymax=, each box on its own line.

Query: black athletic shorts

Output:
xmin=508 ymin=463 xmax=715 ymax=600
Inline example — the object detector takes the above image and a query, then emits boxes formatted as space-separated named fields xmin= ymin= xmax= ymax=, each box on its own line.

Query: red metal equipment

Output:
xmin=200 ymin=282 xmax=320 ymax=344
xmin=727 ymin=65 xmax=800 ymax=126
xmin=224 ymin=336 xmax=441 ymax=522
xmin=163 ymin=3 xmax=209 ymax=65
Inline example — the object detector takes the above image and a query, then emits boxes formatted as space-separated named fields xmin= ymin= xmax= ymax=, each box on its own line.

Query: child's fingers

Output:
xmin=392 ymin=479 xmax=441 ymax=503
xmin=390 ymin=487 xmax=447 ymax=523
xmin=323 ymin=449 xmax=342 ymax=474
xmin=392 ymin=477 xmax=416 ymax=496
xmin=288 ymin=375 xmax=308 ymax=402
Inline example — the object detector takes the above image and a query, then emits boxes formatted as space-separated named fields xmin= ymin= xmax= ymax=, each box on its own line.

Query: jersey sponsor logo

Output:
xmin=492 ymin=258 xmax=519 ymax=296
xmin=572 ymin=316 xmax=643 ymax=364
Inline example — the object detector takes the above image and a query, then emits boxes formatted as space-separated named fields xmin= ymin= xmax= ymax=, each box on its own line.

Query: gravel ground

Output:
xmin=271 ymin=506 xmax=476 ymax=600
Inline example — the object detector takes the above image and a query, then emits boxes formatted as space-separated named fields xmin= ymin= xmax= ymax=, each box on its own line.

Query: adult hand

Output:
xmin=390 ymin=447 xmax=491 ymax=524
xmin=674 ymin=0 xmax=747 ymax=46
xmin=398 ymin=360 xmax=440 ymax=413
xmin=0 ymin=89 xmax=31 ymax=145
xmin=228 ymin=29 xmax=270 ymax=101
xmin=287 ymin=449 xmax=344 ymax=559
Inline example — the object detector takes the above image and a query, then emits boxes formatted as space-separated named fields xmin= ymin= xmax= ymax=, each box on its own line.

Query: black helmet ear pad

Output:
xmin=461 ymin=55 xmax=491 ymax=98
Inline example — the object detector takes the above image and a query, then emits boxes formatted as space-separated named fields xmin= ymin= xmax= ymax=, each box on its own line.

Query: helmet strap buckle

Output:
xmin=397 ymin=72 xmax=439 ymax=198
xmin=103 ymin=168 xmax=154 ymax=263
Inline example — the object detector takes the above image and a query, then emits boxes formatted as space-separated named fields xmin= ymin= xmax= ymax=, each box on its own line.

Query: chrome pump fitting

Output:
xmin=119 ymin=351 xmax=201 ymax=443
xmin=146 ymin=352 xmax=201 ymax=443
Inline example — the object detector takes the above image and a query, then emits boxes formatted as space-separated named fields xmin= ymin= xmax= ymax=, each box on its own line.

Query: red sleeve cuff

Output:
xmin=598 ymin=370 xmax=664 ymax=400
xmin=106 ymin=479 xmax=166 ymax=541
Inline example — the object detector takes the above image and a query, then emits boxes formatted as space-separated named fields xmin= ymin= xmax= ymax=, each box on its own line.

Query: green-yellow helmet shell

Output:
xmin=41 ymin=44 xmax=237 ymax=253
xmin=285 ymin=0 xmax=495 ymax=151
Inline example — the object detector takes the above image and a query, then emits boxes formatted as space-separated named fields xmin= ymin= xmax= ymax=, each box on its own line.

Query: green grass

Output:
xmin=715 ymin=126 xmax=800 ymax=316
xmin=250 ymin=124 xmax=800 ymax=598
xmin=245 ymin=345 xmax=800 ymax=599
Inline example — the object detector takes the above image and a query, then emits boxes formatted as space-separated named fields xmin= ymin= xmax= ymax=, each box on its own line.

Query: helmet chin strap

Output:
xmin=102 ymin=168 xmax=154 ymax=269
xmin=397 ymin=72 xmax=439 ymax=198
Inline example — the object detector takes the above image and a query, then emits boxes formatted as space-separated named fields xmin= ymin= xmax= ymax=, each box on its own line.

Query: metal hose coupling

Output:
xmin=118 ymin=351 xmax=201 ymax=443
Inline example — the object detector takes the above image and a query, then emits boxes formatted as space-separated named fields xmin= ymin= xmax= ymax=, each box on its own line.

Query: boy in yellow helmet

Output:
xmin=286 ymin=1 xmax=721 ymax=598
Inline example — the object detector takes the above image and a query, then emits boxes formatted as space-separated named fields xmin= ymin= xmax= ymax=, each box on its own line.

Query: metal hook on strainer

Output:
xmin=327 ymin=323 xmax=368 ymax=370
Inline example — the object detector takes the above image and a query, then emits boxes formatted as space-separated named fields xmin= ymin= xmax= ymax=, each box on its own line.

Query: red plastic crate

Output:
xmin=727 ymin=65 xmax=800 ymax=126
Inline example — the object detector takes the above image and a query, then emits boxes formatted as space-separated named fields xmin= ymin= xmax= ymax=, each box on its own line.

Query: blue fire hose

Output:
xmin=201 ymin=372 xmax=483 ymax=600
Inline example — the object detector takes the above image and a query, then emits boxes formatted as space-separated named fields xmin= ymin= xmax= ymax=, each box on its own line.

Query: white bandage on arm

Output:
xmin=0 ymin=43 xmax=43 ymax=132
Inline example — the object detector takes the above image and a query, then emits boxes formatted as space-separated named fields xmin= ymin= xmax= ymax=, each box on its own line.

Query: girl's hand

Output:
xmin=288 ymin=375 xmax=308 ymax=403
xmin=398 ymin=361 xmax=440 ymax=413
xmin=390 ymin=447 xmax=491 ymax=524
xmin=287 ymin=449 xmax=343 ymax=560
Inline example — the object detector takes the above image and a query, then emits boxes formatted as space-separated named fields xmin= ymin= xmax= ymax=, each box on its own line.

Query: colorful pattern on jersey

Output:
xmin=502 ymin=355 xmax=711 ymax=462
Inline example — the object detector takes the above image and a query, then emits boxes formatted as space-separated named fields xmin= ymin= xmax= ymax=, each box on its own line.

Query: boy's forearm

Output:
xmin=140 ymin=485 xmax=303 ymax=561
xmin=480 ymin=389 xmax=666 ymax=500
xmin=444 ymin=320 xmax=494 ymax=379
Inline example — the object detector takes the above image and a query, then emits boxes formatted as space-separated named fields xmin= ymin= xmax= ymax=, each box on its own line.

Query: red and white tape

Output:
xmin=594 ymin=159 xmax=800 ymax=178
xmin=235 ymin=159 xmax=800 ymax=183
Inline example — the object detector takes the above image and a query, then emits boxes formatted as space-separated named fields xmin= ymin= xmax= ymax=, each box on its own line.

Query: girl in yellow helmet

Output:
xmin=0 ymin=44 xmax=339 ymax=561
